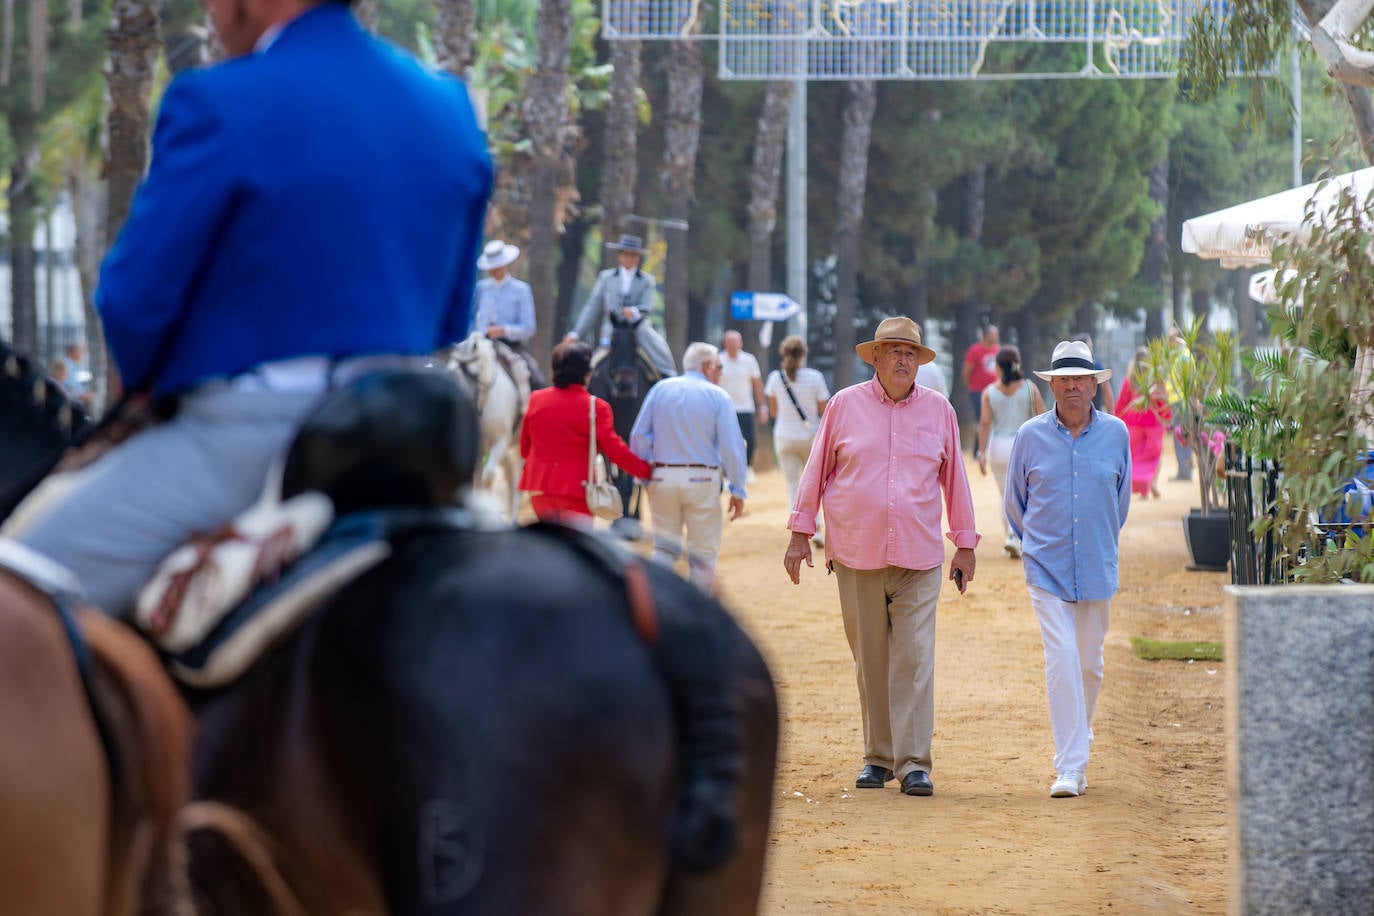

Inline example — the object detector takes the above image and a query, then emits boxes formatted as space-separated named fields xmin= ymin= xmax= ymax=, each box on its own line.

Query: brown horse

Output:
xmin=0 ymin=344 xmax=192 ymax=915
xmin=0 ymin=573 xmax=192 ymax=915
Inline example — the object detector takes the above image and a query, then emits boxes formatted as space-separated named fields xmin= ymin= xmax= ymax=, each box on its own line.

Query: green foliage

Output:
xmin=1179 ymin=0 xmax=1289 ymax=119
xmin=1217 ymin=178 xmax=1374 ymax=583
xmin=1133 ymin=318 xmax=1239 ymax=514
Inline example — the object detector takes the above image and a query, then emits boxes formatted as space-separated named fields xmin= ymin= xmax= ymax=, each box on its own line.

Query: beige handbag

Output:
xmin=585 ymin=395 xmax=624 ymax=521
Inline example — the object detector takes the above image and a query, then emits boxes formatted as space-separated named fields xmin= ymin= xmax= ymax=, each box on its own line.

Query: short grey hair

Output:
xmin=683 ymin=342 xmax=718 ymax=373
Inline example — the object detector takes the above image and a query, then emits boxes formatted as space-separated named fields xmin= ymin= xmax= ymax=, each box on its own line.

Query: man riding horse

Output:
xmin=470 ymin=238 xmax=548 ymax=399
xmin=567 ymin=233 xmax=679 ymax=379
xmin=1 ymin=0 xmax=493 ymax=616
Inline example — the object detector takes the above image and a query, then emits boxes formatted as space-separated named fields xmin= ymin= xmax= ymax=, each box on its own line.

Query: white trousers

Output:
xmin=1027 ymin=584 xmax=1111 ymax=774
xmin=774 ymin=434 xmax=823 ymax=537
xmin=987 ymin=434 xmax=1015 ymax=540
xmin=647 ymin=466 xmax=724 ymax=589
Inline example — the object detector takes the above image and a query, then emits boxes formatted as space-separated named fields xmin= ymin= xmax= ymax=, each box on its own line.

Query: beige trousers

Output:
xmin=832 ymin=562 xmax=942 ymax=778
xmin=647 ymin=465 xmax=724 ymax=589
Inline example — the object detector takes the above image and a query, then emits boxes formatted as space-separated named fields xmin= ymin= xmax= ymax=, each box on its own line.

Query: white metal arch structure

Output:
xmin=602 ymin=0 xmax=1267 ymax=81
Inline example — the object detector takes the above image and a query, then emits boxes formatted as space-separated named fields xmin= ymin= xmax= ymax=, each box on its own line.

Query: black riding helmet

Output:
xmin=281 ymin=368 xmax=480 ymax=516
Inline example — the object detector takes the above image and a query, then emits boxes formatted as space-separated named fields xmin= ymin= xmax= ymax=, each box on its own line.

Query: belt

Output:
xmin=654 ymin=463 xmax=719 ymax=469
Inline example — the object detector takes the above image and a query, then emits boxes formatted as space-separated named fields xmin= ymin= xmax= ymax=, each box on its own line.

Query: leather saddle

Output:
xmin=132 ymin=368 xmax=486 ymax=687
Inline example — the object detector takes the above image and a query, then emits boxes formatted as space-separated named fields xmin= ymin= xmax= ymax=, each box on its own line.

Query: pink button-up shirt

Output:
xmin=788 ymin=377 xmax=980 ymax=571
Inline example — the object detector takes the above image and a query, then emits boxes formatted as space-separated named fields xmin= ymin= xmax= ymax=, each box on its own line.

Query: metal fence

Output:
xmin=1225 ymin=443 xmax=1283 ymax=586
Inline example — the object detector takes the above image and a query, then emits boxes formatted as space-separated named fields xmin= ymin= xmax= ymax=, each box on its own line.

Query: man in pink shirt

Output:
xmin=783 ymin=316 xmax=979 ymax=797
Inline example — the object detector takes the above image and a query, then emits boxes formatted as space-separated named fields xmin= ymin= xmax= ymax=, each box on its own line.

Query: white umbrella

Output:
xmin=1247 ymin=268 xmax=1300 ymax=305
xmin=1180 ymin=167 xmax=1374 ymax=268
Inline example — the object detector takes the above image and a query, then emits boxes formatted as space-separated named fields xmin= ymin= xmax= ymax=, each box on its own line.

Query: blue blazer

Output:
xmin=97 ymin=3 xmax=493 ymax=396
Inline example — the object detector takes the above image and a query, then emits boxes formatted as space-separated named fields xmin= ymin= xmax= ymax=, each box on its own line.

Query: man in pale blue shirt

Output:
xmin=631 ymin=342 xmax=748 ymax=591
xmin=1005 ymin=339 xmax=1130 ymax=800
xmin=471 ymin=239 xmax=545 ymax=388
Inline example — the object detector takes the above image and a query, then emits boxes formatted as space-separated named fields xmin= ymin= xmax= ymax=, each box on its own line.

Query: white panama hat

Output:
xmin=477 ymin=240 xmax=520 ymax=271
xmin=1033 ymin=339 xmax=1112 ymax=383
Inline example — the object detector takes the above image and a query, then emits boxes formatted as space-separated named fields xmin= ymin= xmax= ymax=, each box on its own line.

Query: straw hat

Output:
xmin=1032 ymin=339 xmax=1112 ymax=383
xmin=477 ymin=240 xmax=520 ymax=271
xmin=855 ymin=316 xmax=937 ymax=367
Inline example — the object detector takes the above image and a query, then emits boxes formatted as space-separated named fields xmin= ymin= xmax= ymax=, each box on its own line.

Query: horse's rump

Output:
xmin=188 ymin=523 xmax=776 ymax=914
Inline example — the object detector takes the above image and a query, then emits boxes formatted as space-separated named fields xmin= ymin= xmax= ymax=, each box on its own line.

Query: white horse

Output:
xmin=447 ymin=333 xmax=527 ymax=520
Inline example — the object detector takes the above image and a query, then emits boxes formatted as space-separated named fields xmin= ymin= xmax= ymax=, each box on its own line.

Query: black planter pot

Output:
xmin=1183 ymin=509 xmax=1229 ymax=572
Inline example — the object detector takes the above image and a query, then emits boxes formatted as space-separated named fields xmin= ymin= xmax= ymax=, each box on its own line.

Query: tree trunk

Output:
xmin=1074 ymin=300 xmax=1096 ymax=342
xmin=524 ymin=0 xmax=574 ymax=368
xmin=354 ymin=0 xmax=380 ymax=31
xmin=1298 ymin=0 xmax=1374 ymax=161
xmin=68 ymin=167 xmax=108 ymax=410
xmin=1145 ymin=153 xmax=1168 ymax=340
xmin=950 ymin=164 xmax=986 ymax=428
xmin=908 ymin=178 xmax=937 ymax=328
xmin=745 ymin=80 xmax=793 ymax=294
xmin=661 ymin=21 xmax=705 ymax=360
xmin=8 ymin=151 xmax=38 ymax=356
xmin=600 ymin=38 xmax=642 ymax=266
xmin=831 ymin=79 xmax=876 ymax=391
xmin=1191 ymin=286 xmax=1210 ymax=326
xmin=554 ymin=213 xmax=588 ymax=337
xmin=434 ymin=0 xmax=477 ymax=77
xmin=105 ymin=0 xmax=160 ymax=243
xmin=1233 ymin=267 xmax=1257 ymax=348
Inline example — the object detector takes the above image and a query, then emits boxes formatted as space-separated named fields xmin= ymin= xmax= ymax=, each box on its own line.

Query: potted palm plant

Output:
xmin=1130 ymin=318 xmax=1239 ymax=571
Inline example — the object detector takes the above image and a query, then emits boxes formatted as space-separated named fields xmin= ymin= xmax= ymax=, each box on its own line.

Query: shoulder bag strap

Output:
xmin=779 ymin=373 xmax=809 ymax=424
xmin=587 ymin=394 xmax=598 ymax=483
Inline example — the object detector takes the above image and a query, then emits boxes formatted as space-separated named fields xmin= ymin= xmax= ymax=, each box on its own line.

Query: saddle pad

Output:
xmin=168 ymin=533 xmax=392 ymax=689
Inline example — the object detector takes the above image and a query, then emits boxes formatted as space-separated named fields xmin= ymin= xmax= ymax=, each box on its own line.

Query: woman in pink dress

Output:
xmin=1114 ymin=347 xmax=1172 ymax=498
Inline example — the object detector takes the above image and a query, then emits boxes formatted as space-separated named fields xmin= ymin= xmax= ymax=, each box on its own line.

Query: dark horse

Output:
xmin=0 ymin=344 xmax=192 ymax=916
xmin=588 ymin=315 xmax=671 ymax=533
xmin=0 ymin=355 xmax=778 ymax=915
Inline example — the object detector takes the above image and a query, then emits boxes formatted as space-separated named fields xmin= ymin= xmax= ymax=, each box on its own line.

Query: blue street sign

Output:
xmin=731 ymin=291 xmax=801 ymax=322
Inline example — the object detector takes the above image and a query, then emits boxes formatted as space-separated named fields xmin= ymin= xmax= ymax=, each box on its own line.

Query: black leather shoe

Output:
xmin=854 ymin=765 xmax=895 ymax=788
xmin=900 ymin=770 xmax=933 ymax=796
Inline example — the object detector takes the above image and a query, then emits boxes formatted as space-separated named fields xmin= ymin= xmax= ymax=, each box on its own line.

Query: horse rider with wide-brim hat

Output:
xmin=472 ymin=238 xmax=547 ymax=389
xmin=566 ymin=234 xmax=678 ymax=379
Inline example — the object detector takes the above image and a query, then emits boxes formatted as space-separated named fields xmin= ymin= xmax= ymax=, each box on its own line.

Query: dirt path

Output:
xmin=707 ymin=455 xmax=1229 ymax=914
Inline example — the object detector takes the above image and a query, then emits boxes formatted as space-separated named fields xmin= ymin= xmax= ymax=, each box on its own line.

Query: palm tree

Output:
xmin=2 ymin=0 xmax=104 ymax=357
xmin=660 ymin=8 xmax=705 ymax=360
xmin=830 ymin=79 xmax=876 ymax=389
xmin=524 ymin=0 xmax=573 ymax=366
xmin=599 ymin=37 xmax=642 ymax=265
xmin=745 ymin=80 xmax=792 ymax=295
xmin=434 ymin=0 xmax=476 ymax=75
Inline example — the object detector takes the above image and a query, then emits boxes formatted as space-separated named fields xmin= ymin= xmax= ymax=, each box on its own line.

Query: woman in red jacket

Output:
xmin=519 ymin=340 xmax=653 ymax=523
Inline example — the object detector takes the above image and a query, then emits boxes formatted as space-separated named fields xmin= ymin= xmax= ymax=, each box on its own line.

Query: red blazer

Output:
xmin=518 ymin=384 xmax=652 ymax=497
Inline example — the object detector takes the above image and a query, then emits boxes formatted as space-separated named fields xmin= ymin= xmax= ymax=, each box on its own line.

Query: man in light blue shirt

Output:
xmin=1005 ymin=339 xmax=1130 ymax=800
xmin=471 ymin=239 xmax=545 ymax=388
xmin=631 ymin=342 xmax=748 ymax=591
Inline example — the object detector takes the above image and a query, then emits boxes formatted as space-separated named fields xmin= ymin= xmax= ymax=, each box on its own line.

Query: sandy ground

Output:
xmin=697 ymin=452 xmax=1230 ymax=915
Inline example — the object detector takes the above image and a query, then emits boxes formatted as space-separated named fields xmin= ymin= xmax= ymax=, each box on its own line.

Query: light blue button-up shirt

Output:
xmin=470 ymin=276 xmax=536 ymax=342
xmin=1005 ymin=407 xmax=1131 ymax=602
xmin=630 ymin=371 xmax=749 ymax=499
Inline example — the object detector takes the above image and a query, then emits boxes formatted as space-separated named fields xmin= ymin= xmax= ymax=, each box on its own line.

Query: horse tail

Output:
xmin=180 ymin=802 xmax=308 ymax=916
xmin=78 ymin=609 xmax=195 ymax=916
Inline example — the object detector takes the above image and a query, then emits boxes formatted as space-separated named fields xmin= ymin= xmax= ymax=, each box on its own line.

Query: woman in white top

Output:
xmin=765 ymin=335 xmax=829 ymax=542
xmin=977 ymin=345 xmax=1046 ymax=558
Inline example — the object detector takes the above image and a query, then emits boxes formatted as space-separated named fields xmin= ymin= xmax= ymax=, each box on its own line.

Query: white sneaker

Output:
xmin=1050 ymin=770 xmax=1086 ymax=798
xmin=1004 ymin=537 xmax=1022 ymax=559
xmin=746 ymin=468 xmax=756 ymax=484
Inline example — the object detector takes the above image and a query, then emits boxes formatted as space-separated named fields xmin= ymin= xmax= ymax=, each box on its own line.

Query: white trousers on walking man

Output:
xmin=647 ymin=465 xmax=725 ymax=589
xmin=1028 ymin=584 xmax=1110 ymax=776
